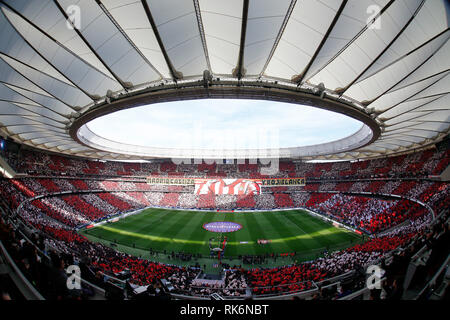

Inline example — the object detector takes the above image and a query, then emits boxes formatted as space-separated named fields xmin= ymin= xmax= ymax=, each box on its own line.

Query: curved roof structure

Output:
xmin=0 ymin=0 xmax=449 ymax=161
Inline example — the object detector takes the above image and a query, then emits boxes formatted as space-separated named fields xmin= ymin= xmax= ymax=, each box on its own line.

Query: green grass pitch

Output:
xmin=79 ymin=208 xmax=362 ymax=258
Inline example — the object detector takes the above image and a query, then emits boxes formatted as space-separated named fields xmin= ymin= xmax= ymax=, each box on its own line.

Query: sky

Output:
xmin=87 ymin=99 xmax=363 ymax=150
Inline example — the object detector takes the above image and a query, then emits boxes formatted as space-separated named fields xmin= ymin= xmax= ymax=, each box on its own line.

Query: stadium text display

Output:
xmin=146 ymin=176 xmax=306 ymax=195
xmin=146 ymin=177 xmax=195 ymax=185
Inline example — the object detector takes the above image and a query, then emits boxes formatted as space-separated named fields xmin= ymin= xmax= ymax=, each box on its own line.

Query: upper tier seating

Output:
xmin=6 ymin=148 xmax=448 ymax=180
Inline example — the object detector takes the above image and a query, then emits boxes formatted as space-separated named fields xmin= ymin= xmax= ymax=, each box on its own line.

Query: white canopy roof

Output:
xmin=0 ymin=0 xmax=448 ymax=160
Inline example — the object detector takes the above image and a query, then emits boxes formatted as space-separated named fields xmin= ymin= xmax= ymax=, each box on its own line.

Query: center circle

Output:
xmin=203 ymin=221 xmax=243 ymax=233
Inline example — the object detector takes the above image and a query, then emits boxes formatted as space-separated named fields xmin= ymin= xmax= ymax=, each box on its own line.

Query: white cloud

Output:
xmin=87 ymin=99 xmax=362 ymax=149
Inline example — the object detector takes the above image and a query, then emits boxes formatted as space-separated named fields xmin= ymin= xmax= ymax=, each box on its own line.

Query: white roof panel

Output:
xmin=0 ymin=0 xmax=447 ymax=161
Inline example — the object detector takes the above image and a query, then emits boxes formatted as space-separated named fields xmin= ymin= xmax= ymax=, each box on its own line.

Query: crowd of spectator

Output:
xmin=197 ymin=194 xmax=215 ymax=209
xmin=0 ymin=147 xmax=449 ymax=299
xmin=4 ymin=147 xmax=448 ymax=181
xmin=188 ymin=270 xmax=248 ymax=297
xmin=215 ymin=195 xmax=237 ymax=210
xmin=2 ymin=174 xmax=447 ymax=238
xmin=0 ymin=215 xmax=92 ymax=300
xmin=255 ymin=194 xmax=276 ymax=210
xmin=307 ymin=194 xmax=419 ymax=233
xmin=236 ymin=194 xmax=256 ymax=208
xmin=246 ymin=263 xmax=324 ymax=296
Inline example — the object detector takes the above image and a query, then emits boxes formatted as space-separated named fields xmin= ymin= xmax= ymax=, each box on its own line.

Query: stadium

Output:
xmin=0 ymin=0 xmax=448 ymax=303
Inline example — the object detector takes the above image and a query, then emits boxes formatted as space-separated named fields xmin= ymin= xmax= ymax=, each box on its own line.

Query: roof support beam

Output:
xmin=0 ymin=81 xmax=51 ymax=99
xmin=0 ymin=123 xmax=65 ymax=132
xmin=379 ymin=137 xmax=422 ymax=144
xmin=0 ymin=56 xmax=78 ymax=113
xmin=304 ymin=0 xmax=395 ymax=83
xmin=193 ymin=0 xmax=211 ymax=74
xmin=383 ymin=132 xmax=436 ymax=140
xmin=387 ymin=69 xmax=450 ymax=96
xmin=385 ymin=112 xmax=434 ymax=126
xmin=233 ymin=0 xmax=249 ymax=80
xmin=17 ymin=132 xmax=68 ymax=140
xmin=293 ymin=0 xmax=347 ymax=84
xmin=340 ymin=0 xmax=426 ymax=96
xmin=0 ymin=50 xmax=80 ymax=94
xmin=52 ymin=0 xmax=128 ymax=90
xmin=0 ymin=81 xmax=70 ymax=118
xmin=96 ymin=0 xmax=164 ymax=80
xmin=8 ymin=115 xmax=65 ymax=128
xmin=406 ymin=91 xmax=450 ymax=103
xmin=0 ymin=100 xmax=67 ymax=124
xmin=1 ymin=128 xmax=53 ymax=136
xmin=385 ymin=127 xmax=444 ymax=134
xmin=259 ymin=0 xmax=297 ymax=78
xmin=365 ymin=33 xmax=450 ymax=94
xmin=380 ymin=94 xmax=447 ymax=120
xmin=141 ymin=0 xmax=182 ymax=81
xmin=0 ymin=1 xmax=119 ymax=84
xmin=0 ymin=2 xmax=95 ymax=101
xmin=409 ymin=119 xmax=450 ymax=124
xmin=365 ymin=29 xmax=450 ymax=105
xmin=376 ymin=72 xmax=450 ymax=115
xmin=31 ymin=137 xmax=73 ymax=145
xmin=0 ymin=99 xmax=39 ymax=108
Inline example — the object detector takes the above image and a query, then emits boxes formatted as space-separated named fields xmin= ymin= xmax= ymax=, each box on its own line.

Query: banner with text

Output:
xmin=260 ymin=177 xmax=305 ymax=187
xmin=146 ymin=176 xmax=306 ymax=190
xmin=146 ymin=176 xmax=195 ymax=185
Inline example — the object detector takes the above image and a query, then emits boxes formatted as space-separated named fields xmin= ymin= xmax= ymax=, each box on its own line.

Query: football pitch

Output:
xmin=80 ymin=208 xmax=362 ymax=260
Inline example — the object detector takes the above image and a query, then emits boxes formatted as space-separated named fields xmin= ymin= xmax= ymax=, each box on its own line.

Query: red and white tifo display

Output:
xmin=195 ymin=179 xmax=261 ymax=195
xmin=146 ymin=176 xmax=306 ymax=196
